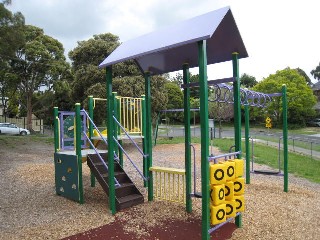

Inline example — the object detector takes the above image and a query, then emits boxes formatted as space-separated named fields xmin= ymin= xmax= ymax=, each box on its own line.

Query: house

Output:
xmin=312 ymin=81 xmax=320 ymax=114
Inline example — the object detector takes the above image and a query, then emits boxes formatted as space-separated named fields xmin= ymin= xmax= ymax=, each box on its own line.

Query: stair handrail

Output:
xmin=81 ymin=110 xmax=109 ymax=147
xmin=82 ymin=109 xmax=119 ymax=161
xmin=113 ymin=136 xmax=148 ymax=181
xmin=112 ymin=115 xmax=147 ymax=158
xmin=83 ymin=132 xmax=120 ymax=187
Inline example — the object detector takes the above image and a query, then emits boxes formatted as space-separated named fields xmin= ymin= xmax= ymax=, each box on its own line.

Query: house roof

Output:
xmin=312 ymin=81 xmax=320 ymax=91
xmin=99 ymin=6 xmax=248 ymax=75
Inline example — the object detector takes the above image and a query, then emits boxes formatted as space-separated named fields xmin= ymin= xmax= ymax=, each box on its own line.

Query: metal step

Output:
xmin=87 ymin=153 xmax=144 ymax=211
xmin=117 ymin=194 xmax=144 ymax=210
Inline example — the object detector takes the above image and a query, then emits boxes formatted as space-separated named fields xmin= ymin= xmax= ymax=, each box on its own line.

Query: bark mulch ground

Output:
xmin=1 ymin=137 xmax=320 ymax=240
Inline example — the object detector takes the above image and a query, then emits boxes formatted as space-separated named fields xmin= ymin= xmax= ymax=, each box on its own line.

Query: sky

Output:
xmin=7 ymin=0 xmax=320 ymax=82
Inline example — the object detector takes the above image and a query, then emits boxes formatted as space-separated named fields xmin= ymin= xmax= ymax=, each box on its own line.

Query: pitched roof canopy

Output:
xmin=99 ymin=6 xmax=248 ymax=75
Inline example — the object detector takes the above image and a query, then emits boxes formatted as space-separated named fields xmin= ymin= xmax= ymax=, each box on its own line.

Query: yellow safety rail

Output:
xmin=117 ymin=96 xmax=143 ymax=135
xmin=149 ymin=166 xmax=186 ymax=204
xmin=93 ymin=97 xmax=107 ymax=109
xmin=92 ymin=96 xmax=143 ymax=136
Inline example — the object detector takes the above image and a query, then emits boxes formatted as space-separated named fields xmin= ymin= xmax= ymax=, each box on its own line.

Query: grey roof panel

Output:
xmin=99 ymin=6 xmax=248 ymax=75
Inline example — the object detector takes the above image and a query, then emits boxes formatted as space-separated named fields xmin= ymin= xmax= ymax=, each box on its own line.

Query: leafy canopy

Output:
xmin=0 ymin=3 xmax=25 ymax=117
xmin=11 ymin=25 xmax=70 ymax=129
xmin=311 ymin=62 xmax=320 ymax=81
xmin=240 ymin=73 xmax=257 ymax=88
xmin=253 ymin=68 xmax=317 ymax=126
xmin=69 ymin=33 xmax=141 ymax=102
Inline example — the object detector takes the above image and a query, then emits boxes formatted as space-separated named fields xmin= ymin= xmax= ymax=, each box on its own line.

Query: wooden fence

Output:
xmin=0 ymin=116 xmax=43 ymax=132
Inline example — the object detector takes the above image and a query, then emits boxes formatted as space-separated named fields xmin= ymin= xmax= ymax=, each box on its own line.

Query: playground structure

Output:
xmin=206 ymin=82 xmax=288 ymax=188
xmin=53 ymin=94 xmax=148 ymax=209
xmin=53 ymin=6 xmax=288 ymax=240
xmin=97 ymin=6 xmax=249 ymax=240
xmin=245 ymin=89 xmax=288 ymax=180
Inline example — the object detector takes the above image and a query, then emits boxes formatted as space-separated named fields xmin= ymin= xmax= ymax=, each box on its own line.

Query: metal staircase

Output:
xmin=87 ymin=152 xmax=144 ymax=211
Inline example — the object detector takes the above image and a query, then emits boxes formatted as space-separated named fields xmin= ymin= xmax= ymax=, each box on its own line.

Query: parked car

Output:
xmin=0 ymin=123 xmax=30 ymax=135
xmin=307 ymin=119 xmax=320 ymax=127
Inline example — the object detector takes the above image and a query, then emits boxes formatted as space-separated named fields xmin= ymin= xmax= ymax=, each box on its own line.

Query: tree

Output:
xmin=2 ymin=0 xmax=12 ymax=5
xmin=28 ymin=78 xmax=74 ymax=126
xmin=69 ymin=33 xmax=140 ymax=103
xmin=311 ymin=63 xmax=320 ymax=81
xmin=240 ymin=73 xmax=257 ymax=88
xmin=296 ymin=68 xmax=312 ymax=85
xmin=171 ymin=72 xmax=183 ymax=86
xmin=170 ymin=72 xmax=200 ymax=97
xmin=164 ymin=82 xmax=183 ymax=122
xmin=0 ymin=3 xmax=25 ymax=118
xmin=190 ymin=74 xmax=200 ymax=98
xmin=253 ymin=68 xmax=317 ymax=126
xmin=164 ymin=82 xmax=182 ymax=110
xmin=0 ymin=3 xmax=25 ymax=59
xmin=11 ymin=25 xmax=70 ymax=130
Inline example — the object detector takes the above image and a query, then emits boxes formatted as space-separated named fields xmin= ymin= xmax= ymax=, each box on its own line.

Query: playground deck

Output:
xmin=59 ymin=149 xmax=108 ymax=156
xmin=1 ymin=138 xmax=320 ymax=239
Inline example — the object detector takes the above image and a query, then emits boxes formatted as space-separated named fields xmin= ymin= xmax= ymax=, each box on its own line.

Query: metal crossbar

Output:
xmin=208 ymin=151 xmax=241 ymax=162
xmin=150 ymin=166 xmax=186 ymax=204
xmin=208 ymin=212 xmax=241 ymax=234
xmin=181 ymin=77 xmax=235 ymax=88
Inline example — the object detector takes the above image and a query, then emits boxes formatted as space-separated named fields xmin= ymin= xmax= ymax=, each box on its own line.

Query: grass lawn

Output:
xmin=156 ymin=136 xmax=320 ymax=183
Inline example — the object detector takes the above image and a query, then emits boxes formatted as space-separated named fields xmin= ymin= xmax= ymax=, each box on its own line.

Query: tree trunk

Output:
xmin=27 ymin=92 xmax=33 ymax=131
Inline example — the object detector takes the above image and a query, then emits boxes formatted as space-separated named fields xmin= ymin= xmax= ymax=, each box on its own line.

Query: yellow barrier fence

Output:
xmin=150 ymin=166 xmax=186 ymax=204
xmin=117 ymin=96 xmax=143 ymax=135
xmin=93 ymin=96 xmax=143 ymax=136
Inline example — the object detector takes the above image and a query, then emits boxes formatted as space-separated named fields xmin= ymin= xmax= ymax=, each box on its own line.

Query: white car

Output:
xmin=0 ymin=123 xmax=30 ymax=135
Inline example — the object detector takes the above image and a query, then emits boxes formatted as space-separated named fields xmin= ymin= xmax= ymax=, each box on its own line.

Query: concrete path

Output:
xmin=252 ymin=138 xmax=320 ymax=160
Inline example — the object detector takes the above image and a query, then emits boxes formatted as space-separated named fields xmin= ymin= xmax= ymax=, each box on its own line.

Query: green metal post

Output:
xmin=198 ymin=40 xmax=210 ymax=240
xmin=183 ymin=63 xmax=192 ymax=213
xmin=141 ymin=95 xmax=148 ymax=187
xmin=75 ymin=103 xmax=84 ymax=204
xmin=282 ymin=84 xmax=288 ymax=192
xmin=145 ymin=73 xmax=153 ymax=201
xmin=232 ymin=52 xmax=242 ymax=227
xmin=245 ymin=104 xmax=250 ymax=184
xmin=88 ymin=96 xmax=96 ymax=187
xmin=106 ymin=66 xmax=116 ymax=214
xmin=53 ymin=107 xmax=59 ymax=152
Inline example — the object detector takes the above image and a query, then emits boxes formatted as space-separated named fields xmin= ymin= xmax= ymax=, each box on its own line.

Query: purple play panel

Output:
xmin=99 ymin=6 xmax=248 ymax=75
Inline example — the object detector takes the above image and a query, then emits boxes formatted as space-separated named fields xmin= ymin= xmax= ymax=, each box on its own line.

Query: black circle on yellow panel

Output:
xmin=214 ymin=169 xmax=224 ymax=181
xmin=225 ymin=185 xmax=230 ymax=196
xmin=226 ymin=203 xmax=234 ymax=215
xmin=218 ymin=188 xmax=224 ymax=200
xmin=236 ymin=199 xmax=243 ymax=210
xmin=227 ymin=166 xmax=234 ymax=177
xmin=216 ymin=209 xmax=226 ymax=221
xmin=234 ymin=181 xmax=243 ymax=192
